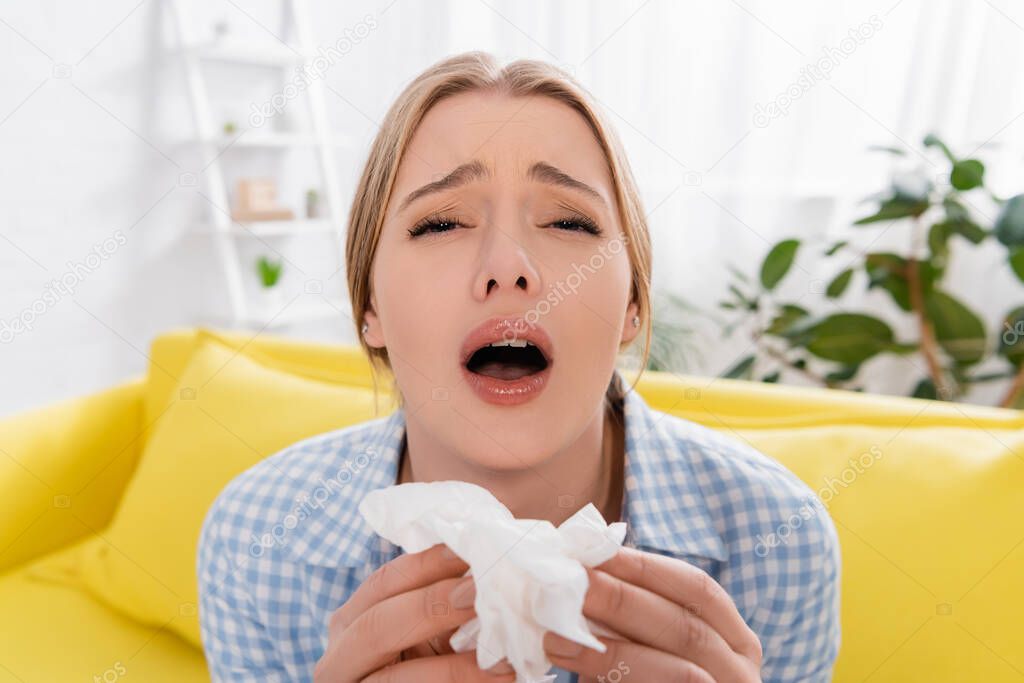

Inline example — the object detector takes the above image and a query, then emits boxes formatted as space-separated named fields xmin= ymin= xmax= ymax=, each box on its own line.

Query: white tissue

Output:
xmin=358 ymin=480 xmax=628 ymax=683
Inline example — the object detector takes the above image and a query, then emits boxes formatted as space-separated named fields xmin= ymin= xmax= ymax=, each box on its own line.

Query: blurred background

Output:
xmin=2 ymin=0 xmax=1023 ymax=416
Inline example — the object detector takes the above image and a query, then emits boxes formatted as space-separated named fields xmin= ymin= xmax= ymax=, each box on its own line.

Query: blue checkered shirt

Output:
xmin=197 ymin=372 xmax=841 ymax=681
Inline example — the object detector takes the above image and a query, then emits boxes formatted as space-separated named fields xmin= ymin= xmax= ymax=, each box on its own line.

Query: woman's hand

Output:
xmin=315 ymin=542 xmax=515 ymax=683
xmin=543 ymin=546 xmax=763 ymax=683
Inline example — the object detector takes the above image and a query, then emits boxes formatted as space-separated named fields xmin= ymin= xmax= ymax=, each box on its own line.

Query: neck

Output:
xmin=397 ymin=391 xmax=625 ymax=527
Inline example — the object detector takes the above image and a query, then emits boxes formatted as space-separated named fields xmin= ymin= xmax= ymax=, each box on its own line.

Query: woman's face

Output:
xmin=364 ymin=90 xmax=639 ymax=470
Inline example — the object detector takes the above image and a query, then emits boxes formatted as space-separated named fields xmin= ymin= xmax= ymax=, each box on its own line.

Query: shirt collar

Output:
xmin=289 ymin=369 xmax=728 ymax=568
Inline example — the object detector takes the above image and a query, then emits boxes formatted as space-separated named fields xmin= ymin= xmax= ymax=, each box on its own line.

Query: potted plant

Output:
xmin=717 ymin=133 xmax=1024 ymax=407
xmin=306 ymin=189 xmax=321 ymax=219
xmin=255 ymin=255 xmax=285 ymax=314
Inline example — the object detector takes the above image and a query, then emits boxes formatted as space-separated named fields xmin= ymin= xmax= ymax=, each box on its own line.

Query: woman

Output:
xmin=197 ymin=51 xmax=841 ymax=683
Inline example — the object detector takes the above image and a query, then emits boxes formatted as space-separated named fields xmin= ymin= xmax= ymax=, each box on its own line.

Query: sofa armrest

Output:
xmin=0 ymin=376 xmax=147 ymax=574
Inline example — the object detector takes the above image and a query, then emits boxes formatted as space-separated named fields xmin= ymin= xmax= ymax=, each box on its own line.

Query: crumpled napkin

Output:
xmin=358 ymin=480 xmax=628 ymax=683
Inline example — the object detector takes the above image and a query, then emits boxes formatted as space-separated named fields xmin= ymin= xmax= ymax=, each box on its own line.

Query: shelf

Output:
xmin=202 ymin=295 xmax=350 ymax=329
xmin=171 ymin=1 xmax=349 ymax=337
xmin=193 ymin=219 xmax=338 ymax=237
xmin=194 ymin=132 xmax=356 ymax=149
xmin=182 ymin=41 xmax=305 ymax=67
xmin=245 ymin=296 xmax=349 ymax=328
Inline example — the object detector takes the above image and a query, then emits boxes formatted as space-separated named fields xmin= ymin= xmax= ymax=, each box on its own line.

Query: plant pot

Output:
xmin=256 ymin=286 xmax=287 ymax=318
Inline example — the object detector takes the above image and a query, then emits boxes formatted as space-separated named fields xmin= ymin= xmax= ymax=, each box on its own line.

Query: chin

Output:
xmin=447 ymin=404 xmax=561 ymax=472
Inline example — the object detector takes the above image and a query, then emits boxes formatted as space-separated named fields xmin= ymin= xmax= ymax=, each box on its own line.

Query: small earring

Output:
xmin=632 ymin=316 xmax=640 ymax=328
xmin=361 ymin=322 xmax=369 ymax=335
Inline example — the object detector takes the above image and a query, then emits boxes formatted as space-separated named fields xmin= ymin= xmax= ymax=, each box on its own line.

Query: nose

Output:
xmin=472 ymin=227 xmax=542 ymax=303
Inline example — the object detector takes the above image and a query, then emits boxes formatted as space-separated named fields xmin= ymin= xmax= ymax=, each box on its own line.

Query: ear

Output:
xmin=362 ymin=293 xmax=386 ymax=349
xmin=620 ymin=300 xmax=641 ymax=345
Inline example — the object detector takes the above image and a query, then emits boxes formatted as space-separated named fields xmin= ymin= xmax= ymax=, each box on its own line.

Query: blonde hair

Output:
xmin=345 ymin=51 xmax=652 ymax=414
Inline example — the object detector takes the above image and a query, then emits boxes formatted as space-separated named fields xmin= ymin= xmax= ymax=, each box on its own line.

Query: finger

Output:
xmin=362 ymin=651 xmax=516 ymax=683
xmin=544 ymin=633 xmax=714 ymax=683
xmin=338 ymin=575 xmax=478 ymax=676
xmin=596 ymin=547 xmax=761 ymax=659
xmin=582 ymin=567 xmax=751 ymax=682
xmin=434 ymin=626 xmax=459 ymax=654
xmin=334 ymin=543 xmax=469 ymax=630
xmin=403 ymin=626 xmax=459 ymax=661
xmin=402 ymin=641 xmax=436 ymax=661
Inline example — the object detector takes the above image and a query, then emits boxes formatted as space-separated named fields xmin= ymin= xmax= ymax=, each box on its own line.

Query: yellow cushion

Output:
xmin=142 ymin=327 xmax=383 ymax=427
xmin=75 ymin=334 xmax=384 ymax=648
xmin=742 ymin=424 xmax=1024 ymax=681
xmin=0 ymin=542 xmax=208 ymax=683
xmin=0 ymin=377 xmax=145 ymax=575
xmin=621 ymin=369 xmax=1024 ymax=682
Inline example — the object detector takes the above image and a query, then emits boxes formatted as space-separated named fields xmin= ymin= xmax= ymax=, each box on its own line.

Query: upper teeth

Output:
xmin=487 ymin=340 xmax=534 ymax=348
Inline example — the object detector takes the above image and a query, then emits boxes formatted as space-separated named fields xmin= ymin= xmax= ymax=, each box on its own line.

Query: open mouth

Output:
xmin=465 ymin=340 xmax=550 ymax=381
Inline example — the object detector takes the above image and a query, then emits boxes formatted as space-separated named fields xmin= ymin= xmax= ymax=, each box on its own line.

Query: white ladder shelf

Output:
xmin=166 ymin=0 xmax=350 ymax=329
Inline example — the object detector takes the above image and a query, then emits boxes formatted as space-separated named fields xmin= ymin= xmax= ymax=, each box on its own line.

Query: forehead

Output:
xmin=391 ymin=90 xmax=614 ymax=206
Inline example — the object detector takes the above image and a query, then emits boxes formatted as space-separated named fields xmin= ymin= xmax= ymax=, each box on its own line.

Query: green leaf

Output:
xmin=726 ymin=283 xmax=758 ymax=311
xmin=864 ymin=253 xmax=939 ymax=312
xmin=1010 ymin=248 xmax=1024 ymax=284
xmin=865 ymin=252 xmax=911 ymax=311
xmin=994 ymin=194 xmax=1024 ymax=247
xmin=928 ymin=222 xmax=951 ymax=269
xmin=951 ymin=221 xmax=987 ymax=244
xmin=867 ymin=145 xmax=907 ymax=155
xmin=826 ymin=268 xmax=854 ymax=298
xmin=256 ymin=256 xmax=283 ymax=287
xmin=864 ymin=252 xmax=908 ymax=276
xmin=824 ymin=240 xmax=848 ymax=256
xmin=997 ymin=306 xmax=1024 ymax=367
xmin=943 ymin=197 xmax=970 ymax=223
xmin=950 ymin=159 xmax=984 ymax=191
xmin=929 ymin=219 xmax=987 ymax=254
xmin=803 ymin=313 xmax=896 ymax=365
xmin=722 ymin=354 xmax=756 ymax=380
xmin=924 ymin=290 xmax=987 ymax=365
xmin=911 ymin=377 xmax=938 ymax=400
xmin=963 ymin=370 xmax=1016 ymax=384
xmin=825 ymin=364 xmax=860 ymax=383
xmin=892 ymin=171 xmax=933 ymax=202
xmin=766 ymin=304 xmax=810 ymax=336
xmin=923 ymin=133 xmax=956 ymax=163
xmin=885 ymin=341 xmax=919 ymax=355
xmin=854 ymin=197 xmax=930 ymax=225
xmin=760 ymin=239 xmax=800 ymax=291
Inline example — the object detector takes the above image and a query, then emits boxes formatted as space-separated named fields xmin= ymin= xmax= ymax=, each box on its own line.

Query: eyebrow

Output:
xmin=397 ymin=159 xmax=607 ymax=212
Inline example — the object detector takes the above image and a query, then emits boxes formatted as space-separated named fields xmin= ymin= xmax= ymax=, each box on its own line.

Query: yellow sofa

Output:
xmin=1 ymin=327 xmax=1022 ymax=682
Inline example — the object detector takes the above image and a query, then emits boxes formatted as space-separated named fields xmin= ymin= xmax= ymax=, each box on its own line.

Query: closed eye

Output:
xmin=408 ymin=212 xmax=602 ymax=238
xmin=407 ymin=215 xmax=463 ymax=238
xmin=547 ymin=212 xmax=602 ymax=235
